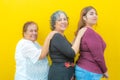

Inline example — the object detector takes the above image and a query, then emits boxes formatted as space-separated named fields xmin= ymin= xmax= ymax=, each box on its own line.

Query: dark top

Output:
xmin=49 ymin=33 xmax=75 ymax=63
xmin=48 ymin=33 xmax=75 ymax=80
xmin=77 ymin=27 xmax=107 ymax=74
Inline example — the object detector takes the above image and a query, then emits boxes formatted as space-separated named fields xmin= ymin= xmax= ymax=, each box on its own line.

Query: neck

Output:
xmin=85 ymin=24 xmax=93 ymax=29
xmin=58 ymin=31 xmax=64 ymax=36
xmin=54 ymin=30 xmax=64 ymax=36
xmin=23 ymin=38 xmax=35 ymax=42
xmin=55 ymin=30 xmax=64 ymax=36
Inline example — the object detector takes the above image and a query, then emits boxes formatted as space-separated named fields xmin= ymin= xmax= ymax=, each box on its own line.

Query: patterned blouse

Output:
xmin=15 ymin=39 xmax=49 ymax=80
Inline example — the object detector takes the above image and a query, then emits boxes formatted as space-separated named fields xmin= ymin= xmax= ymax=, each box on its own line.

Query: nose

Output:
xmin=33 ymin=31 xmax=37 ymax=35
xmin=94 ymin=14 xmax=97 ymax=17
xmin=61 ymin=19 xmax=67 ymax=23
xmin=93 ymin=14 xmax=97 ymax=19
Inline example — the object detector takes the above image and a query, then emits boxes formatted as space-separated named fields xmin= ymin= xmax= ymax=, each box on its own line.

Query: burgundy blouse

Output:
xmin=77 ymin=27 xmax=107 ymax=74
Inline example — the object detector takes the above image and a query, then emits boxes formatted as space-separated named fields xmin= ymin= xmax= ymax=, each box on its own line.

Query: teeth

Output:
xmin=31 ymin=36 xmax=36 ymax=38
xmin=61 ymin=25 xmax=66 ymax=27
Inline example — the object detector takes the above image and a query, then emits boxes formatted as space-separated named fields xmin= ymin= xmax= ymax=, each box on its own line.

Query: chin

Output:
xmin=61 ymin=28 xmax=66 ymax=30
xmin=91 ymin=22 xmax=96 ymax=25
xmin=31 ymin=39 xmax=37 ymax=42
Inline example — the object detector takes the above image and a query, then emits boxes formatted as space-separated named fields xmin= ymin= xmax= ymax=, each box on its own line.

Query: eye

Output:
xmin=63 ymin=18 xmax=67 ymax=21
xmin=90 ymin=12 xmax=94 ymax=15
xmin=57 ymin=17 xmax=68 ymax=22
xmin=30 ymin=30 xmax=33 ymax=32
xmin=34 ymin=30 xmax=38 ymax=32
xmin=57 ymin=18 xmax=62 ymax=21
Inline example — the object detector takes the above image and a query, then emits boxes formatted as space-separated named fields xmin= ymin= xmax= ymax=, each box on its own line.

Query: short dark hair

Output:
xmin=22 ymin=21 xmax=38 ymax=37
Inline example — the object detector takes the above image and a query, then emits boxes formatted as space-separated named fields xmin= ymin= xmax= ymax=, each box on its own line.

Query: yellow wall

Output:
xmin=0 ymin=0 xmax=120 ymax=80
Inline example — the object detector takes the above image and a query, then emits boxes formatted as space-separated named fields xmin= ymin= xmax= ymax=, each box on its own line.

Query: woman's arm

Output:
xmin=72 ymin=27 xmax=87 ymax=54
xmin=39 ymin=31 xmax=57 ymax=59
xmin=50 ymin=28 xmax=87 ymax=58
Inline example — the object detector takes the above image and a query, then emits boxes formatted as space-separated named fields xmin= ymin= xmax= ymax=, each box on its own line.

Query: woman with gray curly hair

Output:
xmin=48 ymin=10 xmax=86 ymax=80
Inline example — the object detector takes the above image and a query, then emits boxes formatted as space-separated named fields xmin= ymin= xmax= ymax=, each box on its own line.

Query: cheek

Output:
xmin=87 ymin=16 xmax=93 ymax=21
xmin=66 ymin=22 xmax=69 ymax=25
xmin=24 ymin=32 xmax=28 ymax=36
xmin=54 ymin=22 xmax=59 ymax=27
xmin=35 ymin=32 xmax=38 ymax=36
xmin=36 ymin=32 xmax=38 ymax=34
xmin=87 ymin=15 xmax=92 ymax=19
xmin=26 ymin=32 xmax=33 ymax=37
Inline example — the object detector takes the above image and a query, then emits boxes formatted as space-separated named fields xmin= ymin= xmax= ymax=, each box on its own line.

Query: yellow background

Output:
xmin=0 ymin=0 xmax=120 ymax=80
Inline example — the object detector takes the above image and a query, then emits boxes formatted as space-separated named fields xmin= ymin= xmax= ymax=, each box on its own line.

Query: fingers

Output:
xmin=48 ymin=31 xmax=58 ymax=40
xmin=77 ymin=27 xmax=87 ymax=37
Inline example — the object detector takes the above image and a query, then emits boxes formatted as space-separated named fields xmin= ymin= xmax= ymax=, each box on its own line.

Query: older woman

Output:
xmin=48 ymin=11 xmax=86 ymax=80
xmin=14 ymin=21 xmax=55 ymax=80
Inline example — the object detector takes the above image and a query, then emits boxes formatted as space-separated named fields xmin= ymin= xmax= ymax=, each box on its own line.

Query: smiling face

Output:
xmin=83 ymin=9 xmax=98 ymax=26
xmin=50 ymin=11 xmax=69 ymax=33
xmin=54 ymin=13 xmax=68 ymax=33
xmin=23 ymin=23 xmax=38 ymax=42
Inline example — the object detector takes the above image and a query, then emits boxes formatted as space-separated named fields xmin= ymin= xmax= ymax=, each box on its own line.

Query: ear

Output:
xmin=83 ymin=16 xmax=86 ymax=21
xmin=23 ymin=32 xmax=26 ymax=37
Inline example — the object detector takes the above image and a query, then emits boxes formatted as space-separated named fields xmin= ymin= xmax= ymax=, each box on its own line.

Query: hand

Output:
xmin=39 ymin=31 xmax=58 ymax=59
xmin=77 ymin=27 xmax=87 ymax=38
xmin=47 ymin=31 xmax=58 ymax=40
xmin=103 ymin=72 xmax=109 ymax=79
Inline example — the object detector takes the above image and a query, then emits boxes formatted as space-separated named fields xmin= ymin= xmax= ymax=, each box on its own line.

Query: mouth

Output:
xmin=92 ymin=19 xmax=97 ymax=22
xmin=61 ymin=24 xmax=67 ymax=28
xmin=93 ymin=18 xmax=97 ymax=20
xmin=31 ymin=35 xmax=37 ymax=38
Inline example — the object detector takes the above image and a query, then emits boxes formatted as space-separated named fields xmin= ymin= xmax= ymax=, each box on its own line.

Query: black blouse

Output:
xmin=49 ymin=33 xmax=75 ymax=63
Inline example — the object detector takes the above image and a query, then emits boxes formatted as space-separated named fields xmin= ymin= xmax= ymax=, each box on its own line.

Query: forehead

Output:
xmin=56 ymin=13 xmax=67 ymax=19
xmin=87 ymin=9 xmax=96 ymax=13
xmin=27 ymin=24 xmax=38 ymax=30
xmin=59 ymin=13 xmax=66 ymax=16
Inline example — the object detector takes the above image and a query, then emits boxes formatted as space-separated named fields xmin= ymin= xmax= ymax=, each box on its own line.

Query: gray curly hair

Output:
xmin=50 ymin=10 xmax=69 ymax=30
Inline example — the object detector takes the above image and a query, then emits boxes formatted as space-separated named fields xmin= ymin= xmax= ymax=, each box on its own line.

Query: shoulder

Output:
xmin=81 ymin=27 xmax=88 ymax=30
xmin=77 ymin=27 xmax=88 ymax=37
xmin=34 ymin=41 xmax=41 ymax=48
xmin=16 ymin=39 xmax=24 ymax=46
xmin=54 ymin=33 xmax=63 ymax=37
xmin=16 ymin=39 xmax=34 ymax=48
xmin=83 ymin=28 xmax=101 ymax=41
xmin=83 ymin=27 xmax=96 ymax=36
xmin=53 ymin=33 xmax=64 ymax=39
xmin=51 ymin=33 xmax=66 ymax=42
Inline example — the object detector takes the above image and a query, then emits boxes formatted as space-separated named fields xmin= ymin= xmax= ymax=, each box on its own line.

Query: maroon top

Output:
xmin=77 ymin=27 xmax=107 ymax=74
